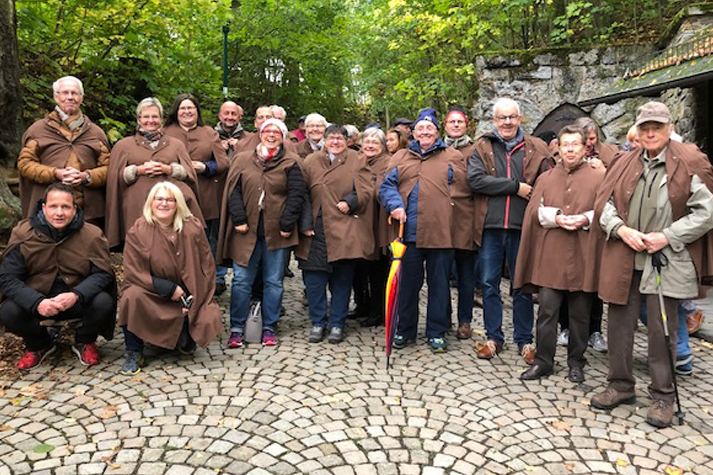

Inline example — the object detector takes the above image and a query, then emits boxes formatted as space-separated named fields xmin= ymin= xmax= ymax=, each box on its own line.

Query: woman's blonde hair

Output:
xmin=143 ymin=181 xmax=193 ymax=232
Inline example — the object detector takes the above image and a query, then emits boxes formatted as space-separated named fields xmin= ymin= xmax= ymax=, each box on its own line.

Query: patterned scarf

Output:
xmin=137 ymin=126 xmax=165 ymax=143
xmin=444 ymin=135 xmax=473 ymax=149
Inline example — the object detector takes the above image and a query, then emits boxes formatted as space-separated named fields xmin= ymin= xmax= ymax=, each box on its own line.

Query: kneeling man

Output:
xmin=515 ymin=125 xmax=604 ymax=383
xmin=0 ymin=183 xmax=116 ymax=370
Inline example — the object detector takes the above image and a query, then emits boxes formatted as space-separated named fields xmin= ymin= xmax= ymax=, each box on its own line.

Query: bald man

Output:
xmin=215 ymin=101 xmax=248 ymax=159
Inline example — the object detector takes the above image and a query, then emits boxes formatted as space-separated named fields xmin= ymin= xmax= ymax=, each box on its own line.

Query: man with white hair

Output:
xmin=17 ymin=76 xmax=111 ymax=224
xmin=296 ymin=113 xmax=328 ymax=159
xmin=467 ymin=98 xmax=553 ymax=364
xmin=270 ymin=105 xmax=286 ymax=121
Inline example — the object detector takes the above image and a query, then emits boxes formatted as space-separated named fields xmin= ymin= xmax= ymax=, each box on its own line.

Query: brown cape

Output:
xmin=514 ymin=160 xmax=605 ymax=293
xmin=452 ymin=144 xmax=476 ymax=251
xmin=164 ymin=124 xmax=230 ymax=221
xmin=104 ymin=133 xmax=204 ymax=249
xmin=296 ymin=148 xmax=375 ymax=262
xmin=118 ymin=216 xmax=222 ymax=349
xmin=19 ymin=112 xmax=110 ymax=221
xmin=359 ymin=151 xmax=398 ymax=257
xmin=472 ymin=134 xmax=554 ymax=247
xmin=217 ymin=148 xmax=302 ymax=267
xmin=1 ymin=219 xmax=117 ymax=340
xmin=585 ymin=140 xmax=713 ymax=304
xmin=595 ymin=142 xmax=620 ymax=168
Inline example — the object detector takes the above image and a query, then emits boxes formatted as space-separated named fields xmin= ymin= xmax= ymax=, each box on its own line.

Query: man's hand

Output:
xmin=642 ymin=232 xmax=669 ymax=254
xmin=336 ymin=201 xmax=350 ymax=214
xmin=192 ymin=161 xmax=207 ymax=173
xmin=302 ymin=229 xmax=315 ymax=237
xmin=588 ymin=158 xmax=604 ymax=169
xmin=617 ymin=225 xmax=647 ymax=252
xmin=37 ymin=299 xmax=62 ymax=317
xmin=50 ymin=292 xmax=79 ymax=312
xmin=280 ymin=230 xmax=292 ymax=238
xmin=235 ymin=224 xmax=249 ymax=234
xmin=221 ymin=139 xmax=230 ymax=151
xmin=171 ymin=286 xmax=186 ymax=302
xmin=55 ymin=167 xmax=83 ymax=186
xmin=390 ymin=208 xmax=406 ymax=223
xmin=228 ymin=138 xmax=238 ymax=147
xmin=555 ymin=214 xmax=578 ymax=231
xmin=517 ymin=182 xmax=532 ymax=200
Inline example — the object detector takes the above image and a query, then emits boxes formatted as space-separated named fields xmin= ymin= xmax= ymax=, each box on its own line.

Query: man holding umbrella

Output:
xmin=589 ymin=102 xmax=713 ymax=428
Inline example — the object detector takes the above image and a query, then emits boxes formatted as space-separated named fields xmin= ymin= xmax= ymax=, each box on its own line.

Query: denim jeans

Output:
xmin=229 ymin=238 xmax=288 ymax=332
xmin=397 ymin=245 xmax=454 ymax=340
xmin=303 ymin=260 xmax=356 ymax=329
xmin=207 ymin=218 xmax=228 ymax=285
xmin=479 ymin=229 xmax=533 ymax=347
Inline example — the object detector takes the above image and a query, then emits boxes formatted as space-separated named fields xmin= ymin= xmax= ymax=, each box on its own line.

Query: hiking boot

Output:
xmin=675 ymin=353 xmax=693 ymax=376
xmin=475 ymin=340 xmax=502 ymax=359
xmin=262 ymin=329 xmax=278 ymax=346
xmin=227 ymin=332 xmax=244 ymax=348
xmin=428 ymin=337 xmax=447 ymax=353
xmin=393 ymin=334 xmax=414 ymax=349
xmin=520 ymin=343 xmax=536 ymax=365
xmin=646 ymin=399 xmax=674 ymax=428
xmin=456 ymin=322 xmax=472 ymax=340
xmin=588 ymin=332 xmax=608 ymax=352
xmin=119 ymin=351 xmax=145 ymax=376
xmin=308 ymin=326 xmax=325 ymax=343
xmin=590 ymin=387 xmax=636 ymax=410
xmin=327 ymin=327 xmax=344 ymax=344
xmin=557 ymin=329 xmax=569 ymax=347
xmin=72 ymin=343 xmax=100 ymax=366
xmin=17 ymin=345 xmax=56 ymax=371
xmin=686 ymin=310 xmax=704 ymax=334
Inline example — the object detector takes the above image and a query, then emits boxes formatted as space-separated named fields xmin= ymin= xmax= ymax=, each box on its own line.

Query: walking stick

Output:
xmin=651 ymin=251 xmax=685 ymax=425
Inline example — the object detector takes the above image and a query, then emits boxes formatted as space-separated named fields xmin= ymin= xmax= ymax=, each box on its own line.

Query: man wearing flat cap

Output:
xmin=393 ymin=118 xmax=413 ymax=140
xmin=589 ymin=101 xmax=713 ymax=428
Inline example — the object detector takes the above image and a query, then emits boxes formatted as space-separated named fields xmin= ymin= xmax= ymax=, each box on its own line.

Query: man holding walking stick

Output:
xmin=589 ymin=102 xmax=713 ymax=428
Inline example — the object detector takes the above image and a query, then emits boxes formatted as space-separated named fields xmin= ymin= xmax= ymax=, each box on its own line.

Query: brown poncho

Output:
xmin=119 ymin=216 xmax=222 ymax=349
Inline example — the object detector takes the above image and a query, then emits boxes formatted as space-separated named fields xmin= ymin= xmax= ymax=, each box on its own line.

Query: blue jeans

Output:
xmin=229 ymin=238 xmax=288 ymax=332
xmin=639 ymin=301 xmax=691 ymax=360
xmin=479 ymin=229 xmax=533 ymax=348
xmin=303 ymin=260 xmax=356 ymax=329
xmin=398 ymin=245 xmax=454 ymax=340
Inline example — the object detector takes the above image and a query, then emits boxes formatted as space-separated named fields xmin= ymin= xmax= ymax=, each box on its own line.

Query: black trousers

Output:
xmin=559 ymin=295 xmax=603 ymax=334
xmin=0 ymin=291 xmax=114 ymax=351
xmin=535 ymin=288 xmax=592 ymax=370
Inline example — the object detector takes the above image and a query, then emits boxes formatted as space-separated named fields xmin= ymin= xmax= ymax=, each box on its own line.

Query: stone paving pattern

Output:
xmin=1 ymin=264 xmax=713 ymax=475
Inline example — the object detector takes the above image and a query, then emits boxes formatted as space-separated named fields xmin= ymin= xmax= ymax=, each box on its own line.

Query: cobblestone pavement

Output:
xmin=1 ymin=266 xmax=713 ymax=475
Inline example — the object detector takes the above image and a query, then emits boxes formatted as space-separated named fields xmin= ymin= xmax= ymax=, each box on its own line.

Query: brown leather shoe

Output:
xmin=687 ymin=310 xmax=704 ymax=334
xmin=590 ymin=387 xmax=636 ymax=410
xmin=475 ymin=340 xmax=502 ymax=359
xmin=646 ymin=399 xmax=674 ymax=428
xmin=456 ymin=322 xmax=472 ymax=340
xmin=520 ymin=343 xmax=536 ymax=365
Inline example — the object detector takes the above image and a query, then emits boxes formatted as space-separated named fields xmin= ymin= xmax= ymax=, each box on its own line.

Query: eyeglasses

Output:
xmin=560 ymin=141 xmax=583 ymax=149
xmin=56 ymin=90 xmax=81 ymax=97
xmin=306 ymin=124 xmax=326 ymax=130
xmin=326 ymin=136 xmax=346 ymax=142
xmin=179 ymin=106 xmax=197 ymax=111
xmin=154 ymin=197 xmax=176 ymax=204
xmin=494 ymin=114 xmax=520 ymax=122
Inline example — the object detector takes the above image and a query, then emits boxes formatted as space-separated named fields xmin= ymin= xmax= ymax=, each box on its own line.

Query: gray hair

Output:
xmin=304 ymin=113 xmax=328 ymax=127
xmin=344 ymin=125 xmax=360 ymax=138
xmin=53 ymin=76 xmax=84 ymax=96
xmin=574 ymin=117 xmax=598 ymax=136
xmin=492 ymin=98 xmax=520 ymax=117
xmin=136 ymin=97 xmax=164 ymax=119
xmin=361 ymin=127 xmax=386 ymax=149
xmin=270 ymin=105 xmax=286 ymax=119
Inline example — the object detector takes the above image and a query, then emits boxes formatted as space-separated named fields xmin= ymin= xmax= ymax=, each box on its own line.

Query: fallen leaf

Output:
xmin=33 ymin=443 xmax=54 ymax=454
xmin=0 ymin=424 xmax=12 ymax=431
xmin=664 ymin=466 xmax=683 ymax=475
xmin=616 ymin=458 xmax=629 ymax=467
xmin=110 ymin=464 xmax=122 ymax=470
xmin=20 ymin=383 xmax=47 ymax=399
xmin=74 ymin=389 xmax=86 ymax=397
xmin=99 ymin=405 xmax=119 ymax=419
xmin=547 ymin=419 xmax=572 ymax=431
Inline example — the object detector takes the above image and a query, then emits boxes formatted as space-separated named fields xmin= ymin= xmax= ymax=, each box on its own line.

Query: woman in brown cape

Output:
xmin=104 ymin=97 xmax=204 ymax=250
xmin=118 ymin=182 xmax=222 ymax=375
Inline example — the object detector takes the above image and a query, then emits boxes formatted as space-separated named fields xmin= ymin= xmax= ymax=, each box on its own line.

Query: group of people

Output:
xmin=1 ymin=75 xmax=712 ymax=429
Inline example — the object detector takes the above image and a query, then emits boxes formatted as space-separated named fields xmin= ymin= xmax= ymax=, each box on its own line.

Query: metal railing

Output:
xmin=625 ymin=29 xmax=713 ymax=78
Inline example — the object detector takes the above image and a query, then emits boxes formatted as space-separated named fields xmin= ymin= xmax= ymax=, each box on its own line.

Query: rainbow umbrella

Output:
xmin=385 ymin=221 xmax=405 ymax=370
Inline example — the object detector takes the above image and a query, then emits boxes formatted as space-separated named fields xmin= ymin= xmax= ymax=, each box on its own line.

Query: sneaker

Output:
xmin=557 ymin=329 xmax=569 ymax=347
xmin=227 ymin=332 xmax=244 ymax=348
xmin=72 ymin=343 xmax=100 ymax=366
xmin=308 ymin=326 xmax=325 ymax=343
xmin=588 ymin=332 xmax=608 ymax=352
xmin=456 ymin=322 xmax=472 ymax=340
xmin=475 ymin=339 xmax=502 ymax=359
xmin=262 ymin=329 xmax=278 ymax=346
xmin=675 ymin=354 xmax=693 ymax=376
xmin=327 ymin=327 xmax=344 ymax=344
xmin=520 ymin=343 xmax=536 ymax=365
xmin=119 ymin=351 xmax=145 ymax=376
xmin=646 ymin=399 xmax=674 ymax=428
xmin=392 ymin=334 xmax=414 ymax=349
xmin=428 ymin=337 xmax=447 ymax=353
xmin=17 ymin=345 xmax=56 ymax=371
xmin=686 ymin=310 xmax=705 ymax=334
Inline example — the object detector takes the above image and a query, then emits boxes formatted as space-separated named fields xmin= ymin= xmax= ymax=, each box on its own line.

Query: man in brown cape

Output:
xmin=18 ymin=76 xmax=110 ymax=224
xmin=0 ymin=183 xmax=116 ymax=370
xmin=589 ymin=102 xmax=713 ymax=428
xmin=515 ymin=125 xmax=604 ymax=383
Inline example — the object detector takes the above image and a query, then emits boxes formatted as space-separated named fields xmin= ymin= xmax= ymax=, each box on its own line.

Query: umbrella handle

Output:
xmin=398 ymin=221 xmax=404 ymax=239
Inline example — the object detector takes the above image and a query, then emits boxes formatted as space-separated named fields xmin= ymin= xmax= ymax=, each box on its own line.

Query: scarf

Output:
xmin=215 ymin=121 xmax=244 ymax=139
xmin=137 ymin=126 xmax=165 ymax=144
xmin=444 ymin=135 xmax=472 ymax=149
xmin=256 ymin=144 xmax=282 ymax=168
xmin=54 ymin=106 xmax=85 ymax=131
xmin=493 ymin=127 xmax=525 ymax=152
xmin=308 ymin=137 xmax=324 ymax=152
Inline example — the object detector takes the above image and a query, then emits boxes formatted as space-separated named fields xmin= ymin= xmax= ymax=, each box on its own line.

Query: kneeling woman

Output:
xmin=119 ymin=182 xmax=222 ymax=375
xmin=218 ymin=119 xmax=306 ymax=348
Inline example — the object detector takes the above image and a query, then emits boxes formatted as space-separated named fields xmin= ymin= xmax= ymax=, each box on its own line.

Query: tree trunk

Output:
xmin=0 ymin=0 xmax=24 ymax=242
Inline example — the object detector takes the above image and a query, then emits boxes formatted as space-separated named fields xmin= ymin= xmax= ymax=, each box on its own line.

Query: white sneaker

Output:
xmin=589 ymin=332 xmax=608 ymax=352
xmin=557 ymin=329 xmax=569 ymax=346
